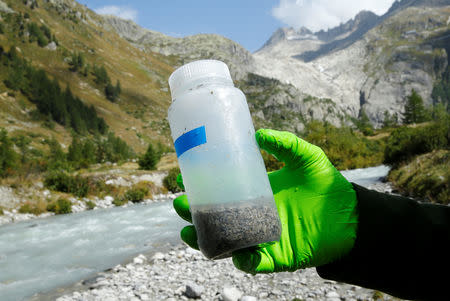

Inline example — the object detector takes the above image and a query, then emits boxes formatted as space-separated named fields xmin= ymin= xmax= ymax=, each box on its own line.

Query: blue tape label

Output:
xmin=174 ymin=126 xmax=207 ymax=157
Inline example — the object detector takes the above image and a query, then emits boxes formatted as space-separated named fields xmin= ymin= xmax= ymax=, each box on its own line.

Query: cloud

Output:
xmin=95 ymin=5 xmax=138 ymax=22
xmin=272 ymin=0 xmax=396 ymax=32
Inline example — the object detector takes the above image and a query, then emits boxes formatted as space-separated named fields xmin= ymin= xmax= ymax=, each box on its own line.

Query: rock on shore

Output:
xmin=56 ymin=245 xmax=396 ymax=301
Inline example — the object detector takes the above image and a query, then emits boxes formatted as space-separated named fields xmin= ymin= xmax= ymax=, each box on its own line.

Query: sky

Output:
xmin=80 ymin=0 xmax=396 ymax=52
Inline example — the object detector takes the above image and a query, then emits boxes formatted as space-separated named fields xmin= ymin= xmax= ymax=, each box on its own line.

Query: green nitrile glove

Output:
xmin=173 ymin=129 xmax=358 ymax=273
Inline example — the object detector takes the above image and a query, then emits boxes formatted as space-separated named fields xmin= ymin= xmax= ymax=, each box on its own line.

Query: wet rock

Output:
xmin=184 ymin=282 xmax=204 ymax=299
xmin=152 ymin=252 xmax=165 ymax=261
xmin=133 ymin=254 xmax=147 ymax=265
xmin=221 ymin=285 xmax=243 ymax=301
xmin=326 ymin=291 xmax=341 ymax=301
xmin=240 ymin=296 xmax=257 ymax=301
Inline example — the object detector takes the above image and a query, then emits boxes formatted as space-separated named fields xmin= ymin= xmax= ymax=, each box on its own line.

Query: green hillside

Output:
xmin=0 ymin=0 xmax=175 ymax=155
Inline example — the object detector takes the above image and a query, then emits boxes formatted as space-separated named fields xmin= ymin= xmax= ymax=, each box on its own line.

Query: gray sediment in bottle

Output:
xmin=192 ymin=201 xmax=281 ymax=259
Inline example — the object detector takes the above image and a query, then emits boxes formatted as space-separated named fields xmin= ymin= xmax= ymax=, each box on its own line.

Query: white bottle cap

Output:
xmin=168 ymin=60 xmax=233 ymax=101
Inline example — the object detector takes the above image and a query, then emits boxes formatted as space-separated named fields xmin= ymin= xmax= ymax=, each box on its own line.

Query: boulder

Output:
xmin=46 ymin=41 xmax=58 ymax=51
xmin=221 ymin=286 xmax=243 ymax=301
xmin=184 ymin=282 xmax=204 ymax=299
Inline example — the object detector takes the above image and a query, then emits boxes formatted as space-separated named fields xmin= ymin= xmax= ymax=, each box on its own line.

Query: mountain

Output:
xmin=254 ymin=0 xmax=450 ymax=125
xmin=100 ymin=16 xmax=256 ymax=80
xmin=1 ymin=0 xmax=334 ymax=163
xmin=1 ymin=0 xmax=449 ymax=160
xmin=258 ymin=10 xmax=381 ymax=61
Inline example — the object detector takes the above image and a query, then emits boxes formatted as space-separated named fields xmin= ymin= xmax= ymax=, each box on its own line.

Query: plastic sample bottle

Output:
xmin=168 ymin=60 xmax=281 ymax=259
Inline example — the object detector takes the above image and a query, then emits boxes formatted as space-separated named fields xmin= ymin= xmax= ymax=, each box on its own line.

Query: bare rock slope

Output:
xmin=254 ymin=3 xmax=450 ymax=126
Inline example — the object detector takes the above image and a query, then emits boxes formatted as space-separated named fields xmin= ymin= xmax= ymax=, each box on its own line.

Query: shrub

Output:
xmin=44 ymin=171 xmax=72 ymax=192
xmin=163 ymin=168 xmax=182 ymax=193
xmin=112 ymin=197 xmax=128 ymax=207
xmin=18 ymin=202 xmax=46 ymax=215
xmin=85 ymin=200 xmax=96 ymax=210
xmin=0 ymin=207 xmax=3 ymax=215
xmin=44 ymin=171 xmax=89 ymax=197
xmin=384 ymin=121 xmax=449 ymax=164
xmin=47 ymin=198 xmax=72 ymax=214
xmin=388 ymin=150 xmax=449 ymax=204
xmin=124 ymin=187 xmax=147 ymax=203
xmin=304 ymin=121 xmax=385 ymax=170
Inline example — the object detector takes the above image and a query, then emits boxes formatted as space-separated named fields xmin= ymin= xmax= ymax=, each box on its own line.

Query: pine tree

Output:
xmin=404 ymin=89 xmax=427 ymax=124
xmin=47 ymin=137 xmax=66 ymax=171
xmin=93 ymin=65 xmax=110 ymax=85
xmin=356 ymin=108 xmax=374 ymax=135
xmin=82 ymin=64 xmax=90 ymax=77
xmin=77 ymin=53 xmax=84 ymax=70
xmin=82 ymin=139 xmax=96 ymax=165
xmin=138 ymin=144 xmax=160 ymax=170
xmin=14 ymin=134 xmax=31 ymax=164
xmin=105 ymin=82 xmax=116 ymax=102
xmin=382 ymin=110 xmax=397 ymax=128
xmin=115 ymin=80 xmax=121 ymax=95
xmin=0 ymin=129 xmax=18 ymax=177
xmin=67 ymin=136 xmax=83 ymax=163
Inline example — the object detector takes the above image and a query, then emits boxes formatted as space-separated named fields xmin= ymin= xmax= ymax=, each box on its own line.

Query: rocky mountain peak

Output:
xmin=258 ymin=9 xmax=381 ymax=56
xmin=101 ymin=15 xmax=166 ymax=42
xmin=100 ymin=15 xmax=255 ymax=79
xmin=259 ymin=27 xmax=317 ymax=49
xmin=316 ymin=10 xmax=379 ymax=42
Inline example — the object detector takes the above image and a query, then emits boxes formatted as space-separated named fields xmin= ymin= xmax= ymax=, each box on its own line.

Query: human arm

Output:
xmin=316 ymin=184 xmax=450 ymax=301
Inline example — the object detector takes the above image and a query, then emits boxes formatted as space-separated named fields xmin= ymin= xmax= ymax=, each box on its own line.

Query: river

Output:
xmin=0 ymin=165 xmax=390 ymax=301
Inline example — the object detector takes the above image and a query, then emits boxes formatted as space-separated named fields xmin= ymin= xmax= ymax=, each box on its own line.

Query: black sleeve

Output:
xmin=316 ymin=183 xmax=450 ymax=301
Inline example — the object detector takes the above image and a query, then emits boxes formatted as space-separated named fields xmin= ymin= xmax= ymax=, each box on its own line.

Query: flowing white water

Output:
xmin=0 ymin=202 xmax=189 ymax=301
xmin=340 ymin=165 xmax=390 ymax=187
xmin=0 ymin=165 xmax=390 ymax=301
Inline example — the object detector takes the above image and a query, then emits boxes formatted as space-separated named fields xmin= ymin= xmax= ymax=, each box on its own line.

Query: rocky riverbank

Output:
xmin=53 ymin=182 xmax=399 ymax=301
xmin=0 ymin=170 xmax=175 ymax=226
xmin=55 ymin=245 xmax=393 ymax=301
xmin=0 ymin=192 xmax=179 ymax=225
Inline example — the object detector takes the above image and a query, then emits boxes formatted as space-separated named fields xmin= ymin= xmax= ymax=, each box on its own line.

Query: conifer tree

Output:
xmin=138 ymin=144 xmax=160 ymax=170
xmin=404 ymin=89 xmax=427 ymax=124
xmin=82 ymin=139 xmax=96 ymax=165
xmin=0 ymin=129 xmax=18 ymax=177
xmin=47 ymin=137 xmax=67 ymax=171
xmin=105 ymin=82 xmax=116 ymax=101
xmin=382 ymin=110 xmax=397 ymax=128
xmin=14 ymin=134 xmax=31 ymax=164
xmin=67 ymin=136 xmax=83 ymax=163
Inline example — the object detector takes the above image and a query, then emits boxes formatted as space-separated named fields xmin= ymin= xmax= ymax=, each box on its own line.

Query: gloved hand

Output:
xmin=173 ymin=129 xmax=358 ymax=273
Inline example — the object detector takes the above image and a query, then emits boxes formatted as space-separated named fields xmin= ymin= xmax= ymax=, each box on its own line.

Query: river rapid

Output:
xmin=0 ymin=165 xmax=390 ymax=301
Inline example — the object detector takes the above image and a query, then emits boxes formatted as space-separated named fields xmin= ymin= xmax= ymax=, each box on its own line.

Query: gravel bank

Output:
xmin=55 ymin=245 xmax=396 ymax=301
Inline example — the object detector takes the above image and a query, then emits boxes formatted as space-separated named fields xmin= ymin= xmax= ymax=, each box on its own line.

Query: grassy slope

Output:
xmin=388 ymin=150 xmax=449 ymax=204
xmin=0 ymin=0 xmax=176 ymax=154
